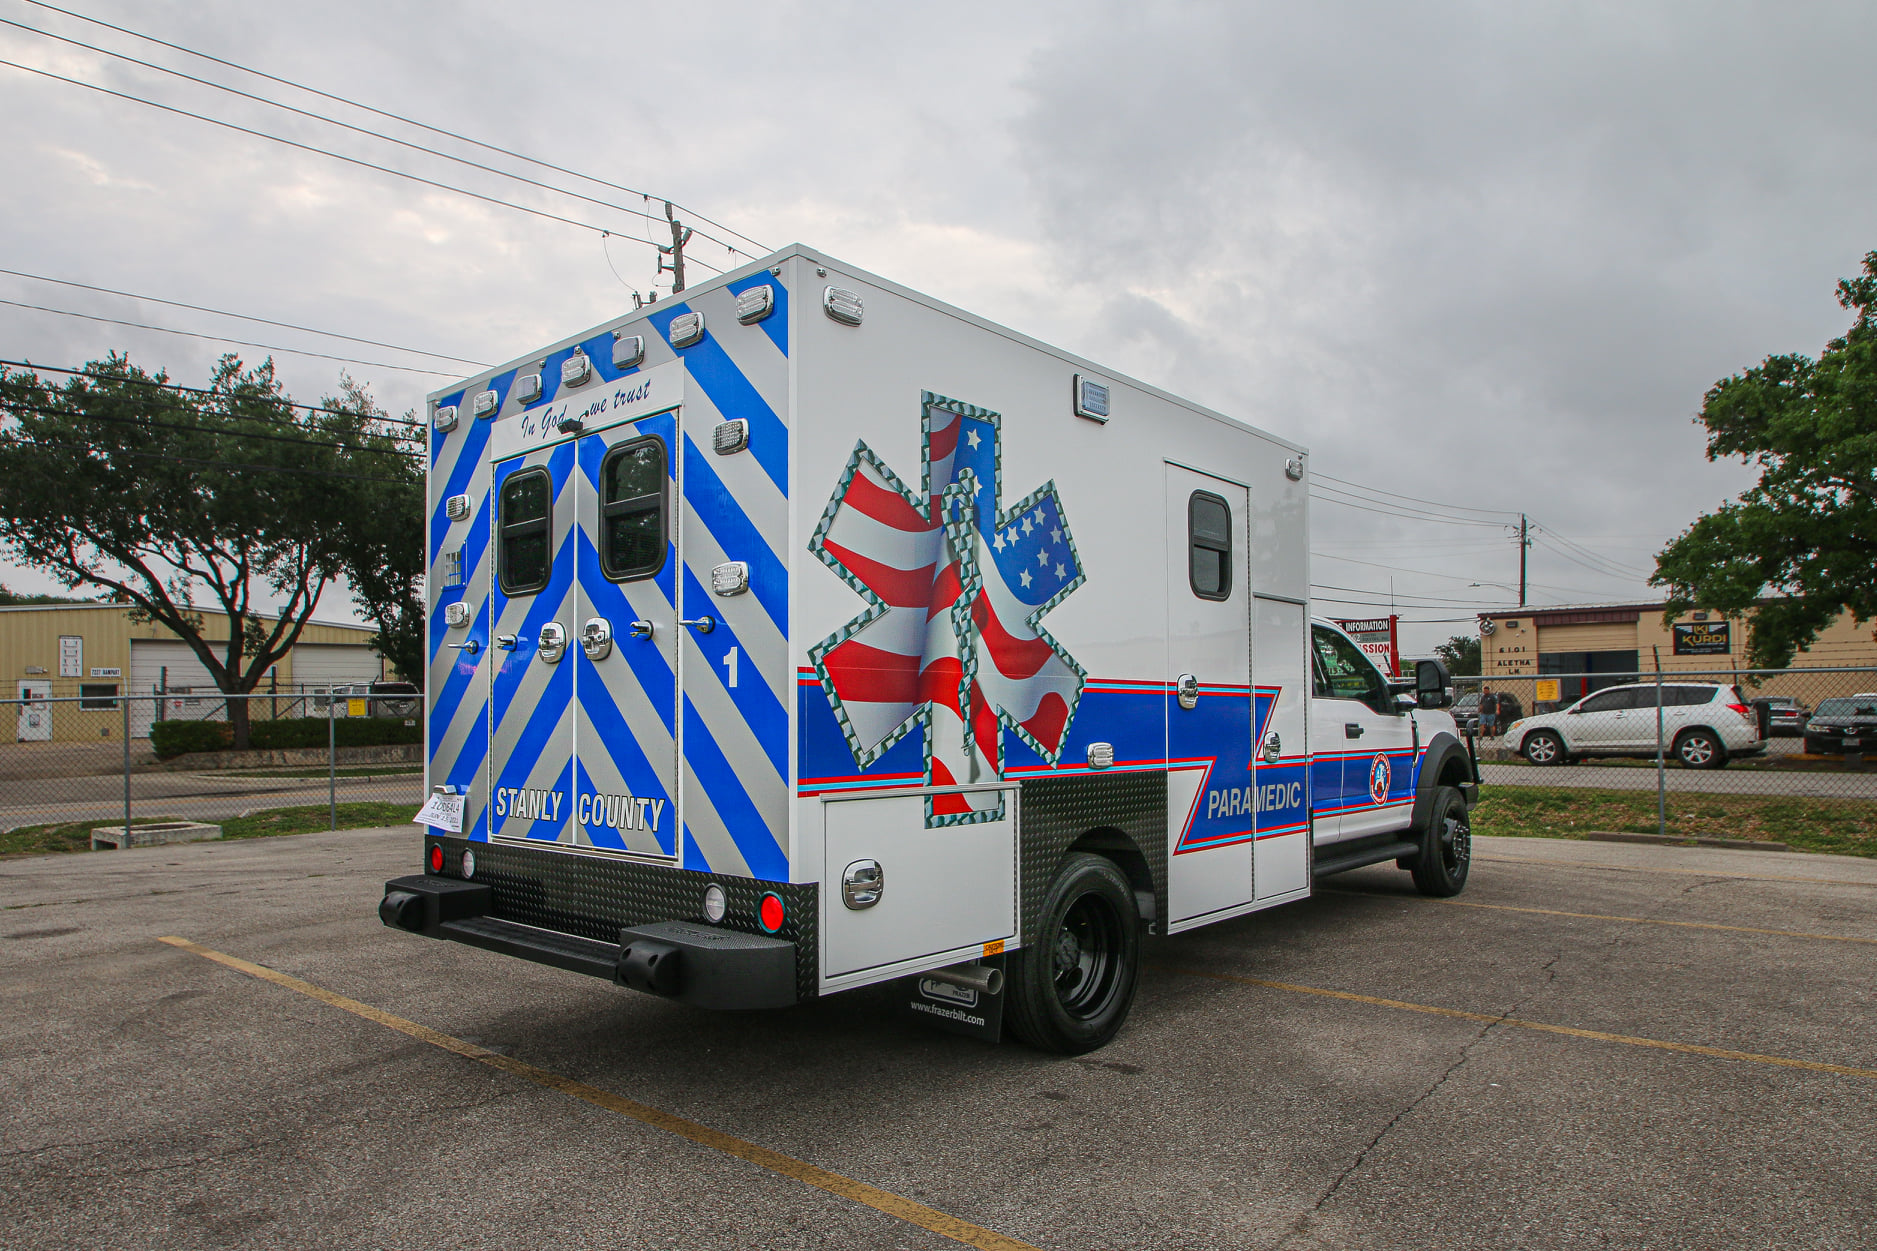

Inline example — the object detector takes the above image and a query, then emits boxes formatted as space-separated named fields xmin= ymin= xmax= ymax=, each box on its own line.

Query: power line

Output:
xmin=1313 ymin=471 xmax=1522 ymax=520
xmin=0 ymin=296 xmax=459 ymax=376
xmin=1310 ymin=490 xmax=1509 ymax=528
xmin=16 ymin=0 xmax=770 ymax=258
xmin=0 ymin=267 xmax=485 ymax=367
xmin=0 ymin=56 xmax=719 ymax=278
xmin=0 ymin=360 xmax=425 ymax=427
xmin=0 ymin=17 xmax=740 ymax=266
xmin=6 ymin=436 xmax=408 ymax=484
xmin=2 ymin=399 xmax=422 ymax=460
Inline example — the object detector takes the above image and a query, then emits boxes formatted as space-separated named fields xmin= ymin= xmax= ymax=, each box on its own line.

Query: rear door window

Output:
xmin=599 ymin=437 xmax=667 ymax=581
xmin=497 ymin=468 xmax=552 ymax=594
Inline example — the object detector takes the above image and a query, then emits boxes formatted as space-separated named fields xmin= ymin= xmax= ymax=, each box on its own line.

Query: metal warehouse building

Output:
xmin=6 ymin=602 xmax=385 ymax=741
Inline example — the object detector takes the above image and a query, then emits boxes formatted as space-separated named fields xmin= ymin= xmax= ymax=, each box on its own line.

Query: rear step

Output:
xmin=439 ymin=916 xmax=618 ymax=979
xmin=1313 ymin=838 xmax=1420 ymax=878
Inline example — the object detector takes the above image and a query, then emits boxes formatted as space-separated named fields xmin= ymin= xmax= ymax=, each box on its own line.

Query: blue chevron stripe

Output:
xmin=428 ymin=630 xmax=487 ymax=756
xmin=516 ymin=758 xmax=574 ymax=842
xmin=681 ymin=565 xmax=787 ymax=780
xmin=429 ymin=388 xmax=465 ymax=469
xmin=727 ymin=273 xmax=788 ymax=357
xmin=683 ymin=828 xmax=713 ymax=874
xmin=682 ymin=438 xmax=786 ymax=632
xmin=575 ymin=678 xmax=676 ymax=856
xmin=496 ymin=654 xmax=572 ymax=822
xmin=430 ymin=375 xmax=504 ymax=563
xmin=578 ymin=529 xmax=676 ymax=734
xmin=682 ymin=695 xmax=786 ymax=880
xmin=573 ymin=760 xmax=626 ymax=852
xmin=645 ymin=303 xmax=787 ymax=494
xmin=429 ymin=506 xmax=490 ymax=665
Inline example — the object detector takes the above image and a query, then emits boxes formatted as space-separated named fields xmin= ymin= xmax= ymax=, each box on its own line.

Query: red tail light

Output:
xmin=1727 ymin=703 xmax=1750 ymax=718
xmin=429 ymin=844 xmax=444 ymax=872
xmin=758 ymin=892 xmax=786 ymax=933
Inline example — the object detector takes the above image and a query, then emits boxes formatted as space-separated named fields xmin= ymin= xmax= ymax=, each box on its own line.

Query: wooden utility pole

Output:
xmin=657 ymin=201 xmax=693 ymax=294
xmin=1518 ymin=513 xmax=1529 ymax=607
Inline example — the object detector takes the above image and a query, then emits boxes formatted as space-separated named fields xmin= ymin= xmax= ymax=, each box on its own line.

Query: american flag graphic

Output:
xmin=809 ymin=393 xmax=1086 ymax=826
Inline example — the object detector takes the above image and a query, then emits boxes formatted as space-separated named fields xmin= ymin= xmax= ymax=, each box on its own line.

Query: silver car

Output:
xmin=1505 ymin=682 xmax=1764 ymax=769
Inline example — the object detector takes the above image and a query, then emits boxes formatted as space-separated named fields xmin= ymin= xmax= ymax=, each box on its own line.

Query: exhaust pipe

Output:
xmin=920 ymin=961 xmax=1004 ymax=997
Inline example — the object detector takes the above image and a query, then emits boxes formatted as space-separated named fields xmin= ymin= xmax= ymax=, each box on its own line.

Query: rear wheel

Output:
xmin=1410 ymin=785 xmax=1471 ymax=897
xmin=1006 ymin=853 xmax=1140 ymax=1055
xmin=1674 ymin=728 xmax=1727 ymax=769
xmin=1523 ymin=730 xmax=1567 ymax=765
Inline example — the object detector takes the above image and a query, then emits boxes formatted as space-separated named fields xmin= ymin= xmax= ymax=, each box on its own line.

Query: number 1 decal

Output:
xmin=721 ymin=645 xmax=738 ymax=688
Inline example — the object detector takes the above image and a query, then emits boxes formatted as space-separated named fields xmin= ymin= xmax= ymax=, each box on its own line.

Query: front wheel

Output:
xmin=1523 ymin=730 xmax=1567 ymax=765
xmin=1410 ymin=785 xmax=1471 ymax=897
xmin=1675 ymin=729 xmax=1728 ymax=769
xmin=1006 ymin=852 xmax=1140 ymax=1055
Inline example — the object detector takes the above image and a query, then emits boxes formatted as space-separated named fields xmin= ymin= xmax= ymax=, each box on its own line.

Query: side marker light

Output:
xmin=758 ymin=892 xmax=785 ymax=933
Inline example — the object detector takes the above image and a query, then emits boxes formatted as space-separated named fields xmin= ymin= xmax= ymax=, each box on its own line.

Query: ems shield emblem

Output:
xmin=809 ymin=392 xmax=1087 ymax=827
xmin=1368 ymin=753 xmax=1391 ymax=806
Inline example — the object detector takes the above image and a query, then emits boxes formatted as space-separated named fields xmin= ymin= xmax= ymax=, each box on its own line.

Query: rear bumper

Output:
xmin=381 ymin=875 xmax=798 ymax=1011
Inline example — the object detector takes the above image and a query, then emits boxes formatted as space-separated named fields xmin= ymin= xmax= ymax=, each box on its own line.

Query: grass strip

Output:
xmin=0 ymin=802 xmax=416 ymax=858
xmin=1474 ymin=784 xmax=1877 ymax=858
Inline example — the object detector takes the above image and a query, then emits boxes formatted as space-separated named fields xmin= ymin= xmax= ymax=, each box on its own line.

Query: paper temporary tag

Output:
xmin=415 ymin=791 xmax=465 ymax=834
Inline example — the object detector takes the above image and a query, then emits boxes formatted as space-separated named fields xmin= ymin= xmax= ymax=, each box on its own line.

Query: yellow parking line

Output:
xmin=1331 ymin=891 xmax=1877 ymax=945
xmin=157 ymin=936 xmax=1042 ymax=1251
xmin=1162 ymin=964 xmax=1877 ymax=1081
xmin=1474 ymin=854 xmax=1877 ymax=888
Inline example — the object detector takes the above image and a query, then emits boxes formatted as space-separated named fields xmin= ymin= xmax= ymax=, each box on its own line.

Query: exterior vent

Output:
xmin=561 ymin=352 xmax=592 ymax=388
xmin=668 ymin=312 xmax=705 ymax=348
xmin=735 ymin=284 xmax=774 ymax=324
xmin=443 ymin=547 xmax=466 ymax=588
xmin=823 ymin=285 xmax=864 ymax=325
xmin=712 ymin=419 xmax=748 ymax=455
xmin=612 ymin=333 xmax=644 ymax=369
xmin=432 ymin=404 xmax=459 ymax=433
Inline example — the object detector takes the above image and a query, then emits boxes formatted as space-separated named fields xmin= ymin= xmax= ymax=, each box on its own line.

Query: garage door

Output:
xmin=128 ymin=640 xmax=221 ymax=739
xmin=289 ymin=643 xmax=383 ymax=688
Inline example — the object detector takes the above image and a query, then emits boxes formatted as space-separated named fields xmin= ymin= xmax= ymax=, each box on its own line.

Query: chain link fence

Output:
xmin=1 ymin=690 xmax=424 ymax=853
xmin=1452 ymin=667 xmax=1877 ymax=854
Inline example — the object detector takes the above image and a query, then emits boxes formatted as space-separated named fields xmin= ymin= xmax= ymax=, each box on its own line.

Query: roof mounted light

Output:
xmin=444 ymin=493 xmax=471 ymax=521
xmin=735 ymin=284 xmax=774 ymax=324
xmin=432 ymin=404 xmax=459 ymax=433
xmin=710 ymin=561 xmax=749 ymax=596
xmin=612 ymin=332 xmax=644 ymax=369
xmin=472 ymin=390 xmax=499 ymax=419
xmin=823 ymin=285 xmax=863 ymax=326
xmin=669 ymin=312 xmax=705 ymax=348
xmin=515 ymin=373 xmax=543 ymax=405
xmin=712 ymin=419 xmax=748 ymax=455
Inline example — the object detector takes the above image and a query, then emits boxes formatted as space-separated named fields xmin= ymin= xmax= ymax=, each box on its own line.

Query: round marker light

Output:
xmin=702 ymin=883 xmax=727 ymax=924
xmin=461 ymin=849 xmax=476 ymax=879
xmin=429 ymin=844 xmax=444 ymax=872
xmin=758 ymin=892 xmax=786 ymax=934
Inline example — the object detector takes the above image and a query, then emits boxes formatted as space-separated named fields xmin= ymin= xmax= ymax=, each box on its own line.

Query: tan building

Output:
xmin=1478 ymin=601 xmax=1877 ymax=706
xmin=5 ymin=602 xmax=384 ymax=741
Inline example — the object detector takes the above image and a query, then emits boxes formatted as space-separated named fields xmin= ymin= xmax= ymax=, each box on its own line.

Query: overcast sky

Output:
xmin=2 ymin=0 xmax=1871 ymax=654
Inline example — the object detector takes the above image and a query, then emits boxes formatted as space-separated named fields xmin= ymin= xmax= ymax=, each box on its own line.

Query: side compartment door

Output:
xmin=572 ymin=412 xmax=681 ymax=857
xmin=1164 ymin=465 xmax=1255 ymax=926
xmin=488 ymin=444 xmax=578 ymax=843
xmin=1252 ymin=597 xmax=1311 ymax=900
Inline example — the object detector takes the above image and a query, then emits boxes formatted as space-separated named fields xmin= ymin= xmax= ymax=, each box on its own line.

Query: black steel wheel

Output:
xmin=1410 ymin=785 xmax=1471 ymax=897
xmin=1674 ymin=728 xmax=1728 ymax=769
xmin=1006 ymin=852 xmax=1140 ymax=1055
xmin=1523 ymin=730 xmax=1567 ymax=766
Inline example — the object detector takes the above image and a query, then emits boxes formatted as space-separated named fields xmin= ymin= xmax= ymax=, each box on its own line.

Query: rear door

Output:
xmin=1164 ymin=465 xmax=1255 ymax=925
xmin=489 ymin=444 xmax=579 ymax=842
xmin=572 ymin=413 xmax=681 ymax=857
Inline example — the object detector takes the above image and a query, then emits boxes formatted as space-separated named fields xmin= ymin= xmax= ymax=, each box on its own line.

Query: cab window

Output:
xmin=1188 ymin=492 xmax=1232 ymax=600
xmin=1311 ymin=624 xmax=1392 ymax=715
xmin=497 ymin=468 xmax=552 ymax=595
xmin=600 ymin=437 xmax=666 ymax=581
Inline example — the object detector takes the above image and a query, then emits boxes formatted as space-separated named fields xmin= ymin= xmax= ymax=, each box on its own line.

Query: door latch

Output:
xmin=537 ymin=622 xmax=567 ymax=663
xmin=581 ymin=618 xmax=613 ymax=661
xmin=627 ymin=619 xmax=654 ymax=640
xmin=447 ymin=639 xmax=480 ymax=656
xmin=1176 ymin=674 xmax=1199 ymax=710
xmin=679 ymin=616 xmax=716 ymax=635
xmin=495 ymin=634 xmax=517 ymax=651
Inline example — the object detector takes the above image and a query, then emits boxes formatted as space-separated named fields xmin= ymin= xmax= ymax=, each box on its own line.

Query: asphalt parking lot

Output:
xmin=4 ymin=829 xmax=1875 ymax=1250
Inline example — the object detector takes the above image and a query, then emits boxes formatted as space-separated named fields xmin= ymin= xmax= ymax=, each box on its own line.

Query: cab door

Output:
xmin=1310 ymin=623 xmax=1415 ymax=842
xmin=571 ymin=412 xmax=681 ymax=858
xmin=1165 ymin=465 xmax=1256 ymax=926
xmin=489 ymin=443 xmax=579 ymax=843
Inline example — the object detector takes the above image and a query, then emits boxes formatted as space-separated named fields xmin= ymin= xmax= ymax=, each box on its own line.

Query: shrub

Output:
xmin=149 ymin=717 xmax=420 ymax=758
xmin=150 ymin=719 xmax=234 ymax=759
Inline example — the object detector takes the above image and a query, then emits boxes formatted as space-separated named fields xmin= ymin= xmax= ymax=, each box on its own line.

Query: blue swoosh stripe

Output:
xmin=644 ymin=302 xmax=787 ymax=494
xmin=573 ymin=760 xmax=626 ymax=852
xmin=578 ymin=529 xmax=676 ymax=734
xmin=575 ymin=674 xmax=676 ymax=857
xmin=429 ymin=374 xmax=507 ymax=562
xmin=681 ymin=565 xmax=787 ymax=780
xmin=495 ymin=660 xmax=572 ymax=835
xmin=683 ymin=695 xmax=786 ymax=880
xmin=727 ymin=272 xmax=788 ymax=357
xmin=682 ymin=439 xmax=786 ymax=632
xmin=429 ymin=388 xmax=465 ymax=469
xmin=429 ymin=506 xmax=490 ymax=665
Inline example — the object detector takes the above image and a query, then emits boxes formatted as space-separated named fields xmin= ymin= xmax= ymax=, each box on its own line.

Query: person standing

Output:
xmin=1479 ymin=685 xmax=1501 ymax=737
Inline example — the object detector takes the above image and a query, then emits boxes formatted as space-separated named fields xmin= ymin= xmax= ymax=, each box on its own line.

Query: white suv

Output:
xmin=1505 ymin=682 xmax=1764 ymax=769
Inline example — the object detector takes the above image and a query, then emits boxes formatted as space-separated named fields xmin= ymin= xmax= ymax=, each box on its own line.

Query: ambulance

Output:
xmin=381 ymin=246 xmax=1478 ymax=1054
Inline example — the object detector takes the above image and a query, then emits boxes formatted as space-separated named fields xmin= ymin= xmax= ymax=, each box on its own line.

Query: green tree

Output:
xmin=1433 ymin=634 xmax=1481 ymax=676
xmin=0 ymin=354 xmax=420 ymax=746
xmin=1653 ymin=252 xmax=1877 ymax=667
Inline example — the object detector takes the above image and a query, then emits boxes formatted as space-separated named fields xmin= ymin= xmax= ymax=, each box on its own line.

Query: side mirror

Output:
xmin=1414 ymin=659 xmax=1452 ymax=709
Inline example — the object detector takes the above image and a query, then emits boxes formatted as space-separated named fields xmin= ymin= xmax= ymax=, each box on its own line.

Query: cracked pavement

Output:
xmin=3 ymin=829 xmax=1875 ymax=1250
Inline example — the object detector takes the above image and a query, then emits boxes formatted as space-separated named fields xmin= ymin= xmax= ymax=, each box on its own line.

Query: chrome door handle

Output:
xmin=448 ymin=639 xmax=481 ymax=655
xmin=627 ymin=619 xmax=654 ymax=640
xmin=1345 ymin=723 xmax=1364 ymax=738
xmin=537 ymin=621 xmax=567 ymax=663
xmin=581 ymin=617 xmax=613 ymax=661
xmin=679 ymin=616 xmax=716 ymax=634
xmin=1176 ymin=674 xmax=1199 ymax=710
xmin=495 ymin=634 xmax=517 ymax=651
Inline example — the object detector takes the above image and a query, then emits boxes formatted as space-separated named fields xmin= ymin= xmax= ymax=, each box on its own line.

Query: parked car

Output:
xmin=1803 ymin=695 xmax=1877 ymax=756
xmin=1748 ymin=695 xmax=1809 ymax=737
xmin=1504 ymin=682 xmax=1763 ymax=769
xmin=1452 ymin=691 xmax=1480 ymax=732
xmin=368 ymin=680 xmax=421 ymax=719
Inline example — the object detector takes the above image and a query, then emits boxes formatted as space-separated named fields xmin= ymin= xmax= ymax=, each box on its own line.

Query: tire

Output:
xmin=1674 ymin=728 xmax=1728 ymax=769
xmin=1005 ymin=852 xmax=1140 ymax=1055
xmin=1522 ymin=730 xmax=1567 ymax=766
xmin=1410 ymin=785 xmax=1471 ymax=898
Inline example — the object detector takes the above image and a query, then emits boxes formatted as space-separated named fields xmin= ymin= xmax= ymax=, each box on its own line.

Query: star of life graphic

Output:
xmin=808 ymin=392 xmax=1087 ymax=827
xmin=1368 ymin=753 xmax=1392 ymax=806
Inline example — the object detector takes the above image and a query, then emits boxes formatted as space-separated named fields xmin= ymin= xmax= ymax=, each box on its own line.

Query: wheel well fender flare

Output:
xmin=1411 ymin=732 xmax=1476 ymax=835
xmin=1066 ymin=828 xmax=1156 ymax=922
